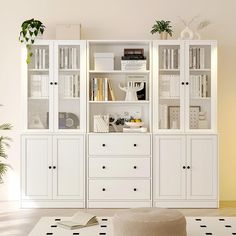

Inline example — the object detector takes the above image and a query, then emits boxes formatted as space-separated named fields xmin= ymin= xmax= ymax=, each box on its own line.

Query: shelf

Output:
xmin=59 ymin=69 xmax=80 ymax=72
xmin=159 ymin=97 xmax=180 ymax=100
xmin=60 ymin=97 xmax=80 ymax=100
xmin=89 ymin=70 xmax=150 ymax=74
xmin=159 ymin=69 xmax=180 ymax=72
xmin=28 ymin=97 xmax=49 ymax=100
xmin=190 ymin=69 xmax=211 ymax=72
xmin=28 ymin=69 xmax=49 ymax=72
xmin=190 ymin=97 xmax=211 ymax=100
xmin=89 ymin=100 xmax=149 ymax=104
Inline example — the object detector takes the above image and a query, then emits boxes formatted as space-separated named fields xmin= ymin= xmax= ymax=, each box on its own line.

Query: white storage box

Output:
xmin=94 ymin=53 xmax=114 ymax=70
xmin=121 ymin=60 xmax=147 ymax=71
xmin=56 ymin=24 xmax=81 ymax=39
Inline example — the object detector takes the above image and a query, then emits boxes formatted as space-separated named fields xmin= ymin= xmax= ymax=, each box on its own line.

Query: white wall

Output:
xmin=0 ymin=0 xmax=235 ymax=201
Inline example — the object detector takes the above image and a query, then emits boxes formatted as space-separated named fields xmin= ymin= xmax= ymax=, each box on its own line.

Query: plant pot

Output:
xmin=160 ymin=32 xmax=168 ymax=40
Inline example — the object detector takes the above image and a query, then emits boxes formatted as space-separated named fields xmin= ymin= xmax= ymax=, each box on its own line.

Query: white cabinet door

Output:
xmin=21 ymin=135 xmax=52 ymax=199
xmin=186 ymin=135 xmax=218 ymax=200
xmin=53 ymin=135 xmax=84 ymax=200
xmin=154 ymin=135 xmax=186 ymax=200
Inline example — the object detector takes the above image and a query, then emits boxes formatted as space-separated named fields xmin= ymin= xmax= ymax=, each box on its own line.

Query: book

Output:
xmin=57 ymin=212 xmax=98 ymax=230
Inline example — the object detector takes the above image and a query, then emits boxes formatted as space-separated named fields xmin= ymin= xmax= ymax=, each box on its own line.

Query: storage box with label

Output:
xmin=94 ymin=53 xmax=114 ymax=70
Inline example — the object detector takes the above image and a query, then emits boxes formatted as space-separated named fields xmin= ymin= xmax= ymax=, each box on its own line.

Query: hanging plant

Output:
xmin=19 ymin=19 xmax=46 ymax=64
xmin=0 ymin=123 xmax=12 ymax=183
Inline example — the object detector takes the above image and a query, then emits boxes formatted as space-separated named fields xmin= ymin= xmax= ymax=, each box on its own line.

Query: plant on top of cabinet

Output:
xmin=19 ymin=19 xmax=46 ymax=64
xmin=151 ymin=20 xmax=173 ymax=39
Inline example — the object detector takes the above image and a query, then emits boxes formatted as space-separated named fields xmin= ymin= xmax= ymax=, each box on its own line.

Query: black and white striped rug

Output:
xmin=29 ymin=216 xmax=236 ymax=236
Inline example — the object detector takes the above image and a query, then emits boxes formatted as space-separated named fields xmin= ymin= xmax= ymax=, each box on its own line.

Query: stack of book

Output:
xmin=159 ymin=75 xmax=180 ymax=98
xmin=90 ymin=78 xmax=115 ymax=101
xmin=190 ymin=75 xmax=208 ymax=98
xmin=189 ymin=47 xmax=205 ymax=69
xmin=162 ymin=48 xmax=180 ymax=69
xmin=159 ymin=104 xmax=168 ymax=129
xmin=30 ymin=75 xmax=49 ymax=98
xmin=60 ymin=75 xmax=80 ymax=98
xmin=60 ymin=47 xmax=78 ymax=69
xmin=34 ymin=48 xmax=47 ymax=69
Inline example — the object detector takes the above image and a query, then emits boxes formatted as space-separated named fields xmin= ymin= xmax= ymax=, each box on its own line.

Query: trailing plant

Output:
xmin=151 ymin=20 xmax=173 ymax=36
xmin=0 ymin=123 xmax=12 ymax=183
xmin=19 ymin=19 xmax=45 ymax=64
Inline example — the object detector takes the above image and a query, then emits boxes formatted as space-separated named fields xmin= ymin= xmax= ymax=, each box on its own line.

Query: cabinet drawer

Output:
xmin=89 ymin=158 xmax=150 ymax=178
xmin=89 ymin=134 xmax=151 ymax=156
xmin=89 ymin=179 xmax=150 ymax=200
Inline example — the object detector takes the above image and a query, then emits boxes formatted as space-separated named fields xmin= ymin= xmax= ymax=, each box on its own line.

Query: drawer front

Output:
xmin=89 ymin=179 xmax=150 ymax=200
xmin=89 ymin=134 xmax=151 ymax=156
xmin=89 ymin=158 xmax=150 ymax=178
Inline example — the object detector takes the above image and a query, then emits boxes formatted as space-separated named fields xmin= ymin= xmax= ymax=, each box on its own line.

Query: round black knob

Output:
xmin=187 ymin=166 xmax=190 ymax=169
xmin=133 ymin=166 xmax=137 ymax=169
xmin=133 ymin=188 xmax=137 ymax=191
xmin=102 ymin=166 xmax=106 ymax=169
xmin=134 ymin=144 xmax=137 ymax=147
xmin=49 ymin=166 xmax=52 ymax=169
xmin=54 ymin=82 xmax=58 ymax=85
xmin=181 ymin=82 xmax=185 ymax=85
xmin=102 ymin=144 xmax=106 ymax=147
xmin=50 ymin=82 xmax=53 ymax=85
xmin=102 ymin=188 xmax=106 ymax=191
xmin=183 ymin=166 xmax=186 ymax=169
xmin=186 ymin=82 xmax=189 ymax=85
xmin=53 ymin=166 xmax=56 ymax=169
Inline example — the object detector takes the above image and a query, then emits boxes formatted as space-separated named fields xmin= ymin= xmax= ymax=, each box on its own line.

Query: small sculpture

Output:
xmin=119 ymin=82 xmax=144 ymax=101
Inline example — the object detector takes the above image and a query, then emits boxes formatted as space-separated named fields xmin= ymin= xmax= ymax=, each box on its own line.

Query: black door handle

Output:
xmin=102 ymin=166 xmax=106 ymax=169
xmin=133 ymin=188 xmax=137 ymax=191
xmin=183 ymin=166 xmax=186 ymax=169
xmin=49 ymin=166 xmax=52 ymax=169
xmin=133 ymin=166 xmax=137 ymax=169
xmin=53 ymin=166 xmax=56 ymax=169
xmin=187 ymin=166 xmax=190 ymax=169
xmin=102 ymin=188 xmax=106 ymax=191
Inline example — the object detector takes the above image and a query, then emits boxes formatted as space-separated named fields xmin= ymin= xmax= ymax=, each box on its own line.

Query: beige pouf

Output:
xmin=113 ymin=208 xmax=186 ymax=236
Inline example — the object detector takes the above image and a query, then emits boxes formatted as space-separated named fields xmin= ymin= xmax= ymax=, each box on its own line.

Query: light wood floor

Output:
xmin=1 ymin=201 xmax=236 ymax=236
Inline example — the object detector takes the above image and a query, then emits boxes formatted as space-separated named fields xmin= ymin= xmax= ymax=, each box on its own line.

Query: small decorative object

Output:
xmin=0 ymin=122 xmax=12 ymax=183
xmin=94 ymin=53 xmax=114 ymax=71
xmin=59 ymin=112 xmax=80 ymax=129
xmin=109 ymin=113 xmax=119 ymax=132
xmin=123 ymin=118 xmax=147 ymax=133
xmin=119 ymin=81 xmax=144 ymax=101
xmin=151 ymin=20 xmax=173 ymax=39
xmin=19 ymin=19 xmax=46 ymax=64
xmin=195 ymin=20 xmax=211 ymax=39
xmin=93 ymin=115 xmax=109 ymax=133
xmin=178 ymin=16 xmax=198 ymax=40
xmin=198 ymin=111 xmax=208 ymax=129
xmin=29 ymin=115 xmax=45 ymax=129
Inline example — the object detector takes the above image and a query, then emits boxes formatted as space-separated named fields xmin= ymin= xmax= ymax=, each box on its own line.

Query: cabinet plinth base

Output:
xmin=88 ymin=201 xmax=152 ymax=208
xmin=21 ymin=200 xmax=85 ymax=208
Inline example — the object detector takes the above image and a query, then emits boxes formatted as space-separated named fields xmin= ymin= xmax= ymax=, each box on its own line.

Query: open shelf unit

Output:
xmin=87 ymin=40 xmax=152 ymax=133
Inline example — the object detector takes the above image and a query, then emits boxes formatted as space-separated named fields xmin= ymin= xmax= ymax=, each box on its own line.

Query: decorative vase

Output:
xmin=160 ymin=32 xmax=168 ymax=40
xmin=180 ymin=26 xmax=194 ymax=40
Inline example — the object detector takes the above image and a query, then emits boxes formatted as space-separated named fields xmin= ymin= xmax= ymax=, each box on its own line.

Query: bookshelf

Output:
xmin=87 ymin=40 xmax=152 ymax=133
xmin=153 ymin=40 xmax=217 ymax=132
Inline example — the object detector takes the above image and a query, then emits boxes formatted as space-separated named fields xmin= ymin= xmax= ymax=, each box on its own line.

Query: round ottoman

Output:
xmin=113 ymin=208 xmax=186 ymax=236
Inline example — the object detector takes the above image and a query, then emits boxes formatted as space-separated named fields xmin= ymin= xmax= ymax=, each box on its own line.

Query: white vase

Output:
xmin=180 ymin=26 xmax=194 ymax=40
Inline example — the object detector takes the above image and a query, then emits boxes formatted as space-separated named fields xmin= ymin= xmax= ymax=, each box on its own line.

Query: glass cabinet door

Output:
xmin=186 ymin=42 xmax=216 ymax=131
xmin=27 ymin=42 xmax=53 ymax=130
xmin=54 ymin=41 xmax=86 ymax=132
xmin=156 ymin=42 xmax=184 ymax=131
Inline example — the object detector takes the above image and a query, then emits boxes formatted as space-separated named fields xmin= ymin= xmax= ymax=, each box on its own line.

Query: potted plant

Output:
xmin=19 ymin=19 xmax=46 ymax=64
xmin=0 ymin=123 xmax=12 ymax=183
xmin=151 ymin=20 xmax=173 ymax=39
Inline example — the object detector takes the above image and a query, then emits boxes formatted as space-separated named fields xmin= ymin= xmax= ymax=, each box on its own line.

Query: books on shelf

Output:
xmin=90 ymin=78 xmax=115 ymax=101
xmin=190 ymin=74 xmax=209 ymax=98
xmin=159 ymin=75 xmax=180 ymax=98
xmin=57 ymin=212 xmax=98 ymax=230
xmin=189 ymin=47 xmax=205 ymax=69
xmin=60 ymin=75 xmax=80 ymax=98
xmin=162 ymin=48 xmax=179 ymax=69
xmin=159 ymin=104 xmax=168 ymax=129
xmin=30 ymin=75 xmax=49 ymax=98
xmin=34 ymin=48 xmax=47 ymax=69
xmin=60 ymin=47 xmax=79 ymax=69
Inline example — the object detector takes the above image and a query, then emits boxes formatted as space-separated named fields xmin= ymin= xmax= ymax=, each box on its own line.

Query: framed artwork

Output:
xmin=168 ymin=106 xmax=201 ymax=129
